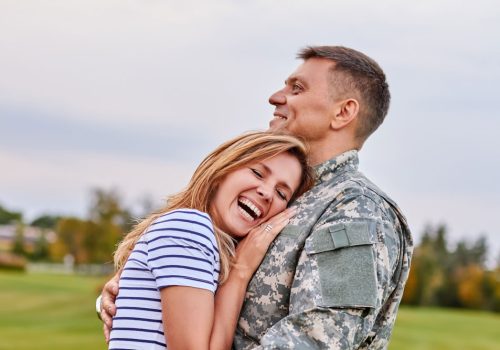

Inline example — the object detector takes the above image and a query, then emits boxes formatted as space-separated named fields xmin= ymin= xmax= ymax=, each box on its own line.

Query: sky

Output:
xmin=1 ymin=0 xmax=499 ymax=263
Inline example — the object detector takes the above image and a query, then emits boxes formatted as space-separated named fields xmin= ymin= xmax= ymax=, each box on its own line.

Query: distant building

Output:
xmin=0 ymin=225 xmax=56 ymax=252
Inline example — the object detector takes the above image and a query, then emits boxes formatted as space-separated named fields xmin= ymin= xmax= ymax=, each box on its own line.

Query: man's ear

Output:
xmin=330 ymin=98 xmax=359 ymax=130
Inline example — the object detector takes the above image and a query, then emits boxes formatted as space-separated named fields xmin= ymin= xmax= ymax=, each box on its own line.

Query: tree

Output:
xmin=11 ymin=223 xmax=26 ymax=256
xmin=0 ymin=203 xmax=22 ymax=224
xmin=30 ymin=230 xmax=50 ymax=261
xmin=88 ymin=188 xmax=133 ymax=231
xmin=456 ymin=264 xmax=487 ymax=309
xmin=402 ymin=225 xmax=499 ymax=312
xmin=31 ymin=215 xmax=62 ymax=229
xmin=51 ymin=218 xmax=87 ymax=263
xmin=403 ymin=224 xmax=460 ymax=307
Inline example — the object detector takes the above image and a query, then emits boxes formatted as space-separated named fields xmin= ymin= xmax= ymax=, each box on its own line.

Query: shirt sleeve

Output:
xmin=255 ymin=307 xmax=376 ymax=349
xmin=145 ymin=209 xmax=220 ymax=293
xmin=249 ymin=195 xmax=407 ymax=349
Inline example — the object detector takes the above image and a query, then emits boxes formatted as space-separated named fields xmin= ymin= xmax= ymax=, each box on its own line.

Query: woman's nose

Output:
xmin=256 ymin=183 xmax=273 ymax=201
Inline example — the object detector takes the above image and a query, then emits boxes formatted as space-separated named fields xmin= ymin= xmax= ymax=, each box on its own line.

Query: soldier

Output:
xmin=99 ymin=46 xmax=413 ymax=349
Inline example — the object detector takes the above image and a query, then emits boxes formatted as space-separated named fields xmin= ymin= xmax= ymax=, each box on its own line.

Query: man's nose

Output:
xmin=269 ymin=89 xmax=286 ymax=106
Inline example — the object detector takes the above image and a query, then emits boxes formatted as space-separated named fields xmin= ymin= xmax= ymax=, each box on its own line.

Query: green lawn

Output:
xmin=391 ymin=306 xmax=500 ymax=350
xmin=0 ymin=271 xmax=499 ymax=349
xmin=0 ymin=271 xmax=106 ymax=350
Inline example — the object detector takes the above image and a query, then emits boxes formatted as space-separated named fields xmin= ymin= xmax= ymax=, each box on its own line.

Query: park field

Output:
xmin=0 ymin=271 xmax=499 ymax=349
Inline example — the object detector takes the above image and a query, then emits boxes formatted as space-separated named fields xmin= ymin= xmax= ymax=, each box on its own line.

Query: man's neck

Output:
xmin=308 ymin=138 xmax=359 ymax=166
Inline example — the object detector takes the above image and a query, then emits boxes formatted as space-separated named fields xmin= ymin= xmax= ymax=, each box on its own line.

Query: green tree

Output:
xmin=88 ymin=188 xmax=133 ymax=231
xmin=0 ymin=203 xmax=22 ymax=224
xmin=11 ymin=223 xmax=26 ymax=256
xmin=52 ymin=218 xmax=86 ymax=263
xmin=30 ymin=230 xmax=50 ymax=261
xmin=85 ymin=188 xmax=132 ymax=263
xmin=31 ymin=215 xmax=62 ymax=229
xmin=403 ymin=224 xmax=460 ymax=307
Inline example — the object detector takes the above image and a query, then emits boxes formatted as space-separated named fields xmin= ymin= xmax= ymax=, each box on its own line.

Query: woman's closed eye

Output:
xmin=276 ymin=188 xmax=288 ymax=201
xmin=251 ymin=168 xmax=263 ymax=178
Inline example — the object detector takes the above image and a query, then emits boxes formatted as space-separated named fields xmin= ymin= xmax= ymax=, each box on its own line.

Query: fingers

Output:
xmin=101 ymin=290 xmax=117 ymax=326
xmin=100 ymin=302 xmax=114 ymax=329
xmin=233 ymin=207 xmax=296 ymax=280
xmin=262 ymin=207 xmax=297 ymax=232
xmin=268 ymin=206 xmax=297 ymax=223
xmin=103 ymin=323 xmax=111 ymax=344
xmin=104 ymin=273 xmax=120 ymax=296
xmin=262 ymin=217 xmax=289 ymax=240
xmin=100 ymin=273 xmax=120 ymax=341
xmin=250 ymin=207 xmax=296 ymax=244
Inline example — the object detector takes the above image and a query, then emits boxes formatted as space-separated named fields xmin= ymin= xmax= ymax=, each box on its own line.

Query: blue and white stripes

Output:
xmin=108 ymin=209 xmax=220 ymax=350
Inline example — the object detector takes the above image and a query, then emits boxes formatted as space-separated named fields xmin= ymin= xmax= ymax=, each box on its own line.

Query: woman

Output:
xmin=108 ymin=131 xmax=315 ymax=350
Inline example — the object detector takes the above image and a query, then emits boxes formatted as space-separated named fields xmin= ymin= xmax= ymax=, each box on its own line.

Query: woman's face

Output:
xmin=211 ymin=152 xmax=302 ymax=238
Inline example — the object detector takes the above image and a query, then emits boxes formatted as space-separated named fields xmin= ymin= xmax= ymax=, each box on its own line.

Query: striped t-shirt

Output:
xmin=108 ymin=209 xmax=220 ymax=349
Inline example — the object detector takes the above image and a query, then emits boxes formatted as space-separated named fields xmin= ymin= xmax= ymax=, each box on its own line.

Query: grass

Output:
xmin=0 ymin=271 xmax=499 ymax=349
xmin=391 ymin=306 xmax=500 ymax=350
xmin=0 ymin=271 xmax=106 ymax=350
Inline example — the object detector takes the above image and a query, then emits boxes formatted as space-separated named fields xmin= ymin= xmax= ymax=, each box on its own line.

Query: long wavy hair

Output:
xmin=114 ymin=131 xmax=315 ymax=283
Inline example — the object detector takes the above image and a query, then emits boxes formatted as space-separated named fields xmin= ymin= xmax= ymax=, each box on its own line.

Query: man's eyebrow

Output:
xmin=285 ymin=75 xmax=307 ymax=88
xmin=261 ymin=163 xmax=293 ymax=192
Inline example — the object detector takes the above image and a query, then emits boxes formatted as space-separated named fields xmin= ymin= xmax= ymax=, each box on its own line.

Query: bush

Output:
xmin=0 ymin=252 xmax=27 ymax=271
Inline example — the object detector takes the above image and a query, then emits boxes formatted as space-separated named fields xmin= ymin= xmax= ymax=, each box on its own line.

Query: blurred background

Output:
xmin=0 ymin=0 xmax=499 ymax=349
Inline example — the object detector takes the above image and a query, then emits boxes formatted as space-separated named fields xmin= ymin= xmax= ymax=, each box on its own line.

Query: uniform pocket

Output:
xmin=305 ymin=221 xmax=378 ymax=308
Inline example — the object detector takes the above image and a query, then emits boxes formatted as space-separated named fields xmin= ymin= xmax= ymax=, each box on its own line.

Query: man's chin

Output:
xmin=268 ymin=119 xmax=290 ymax=133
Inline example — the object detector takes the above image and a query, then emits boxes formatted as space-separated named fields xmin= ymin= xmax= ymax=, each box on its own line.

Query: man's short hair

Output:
xmin=298 ymin=46 xmax=390 ymax=143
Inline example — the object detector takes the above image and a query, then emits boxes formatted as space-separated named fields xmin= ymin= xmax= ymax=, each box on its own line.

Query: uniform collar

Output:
xmin=314 ymin=150 xmax=359 ymax=183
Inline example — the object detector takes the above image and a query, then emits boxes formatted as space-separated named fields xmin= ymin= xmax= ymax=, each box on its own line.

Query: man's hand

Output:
xmin=100 ymin=273 xmax=120 ymax=343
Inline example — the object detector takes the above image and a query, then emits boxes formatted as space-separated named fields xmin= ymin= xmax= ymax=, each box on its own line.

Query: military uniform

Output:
xmin=234 ymin=150 xmax=413 ymax=349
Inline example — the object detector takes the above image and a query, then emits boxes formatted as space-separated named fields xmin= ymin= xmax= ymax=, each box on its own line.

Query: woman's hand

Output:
xmin=100 ymin=272 xmax=120 ymax=343
xmin=209 ymin=206 xmax=296 ymax=350
xmin=232 ymin=206 xmax=297 ymax=281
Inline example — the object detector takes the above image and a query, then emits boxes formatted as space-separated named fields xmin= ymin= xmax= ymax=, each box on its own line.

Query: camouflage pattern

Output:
xmin=233 ymin=150 xmax=413 ymax=349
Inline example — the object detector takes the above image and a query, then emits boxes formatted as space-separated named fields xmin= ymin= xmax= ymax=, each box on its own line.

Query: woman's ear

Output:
xmin=330 ymin=98 xmax=359 ymax=130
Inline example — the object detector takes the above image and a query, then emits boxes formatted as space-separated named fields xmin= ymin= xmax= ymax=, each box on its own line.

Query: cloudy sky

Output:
xmin=1 ymin=0 xmax=499 ymax=262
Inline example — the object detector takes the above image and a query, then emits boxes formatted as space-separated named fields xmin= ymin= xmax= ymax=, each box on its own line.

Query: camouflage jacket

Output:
xmin=233 ymin=150 xmax=413 ymax=349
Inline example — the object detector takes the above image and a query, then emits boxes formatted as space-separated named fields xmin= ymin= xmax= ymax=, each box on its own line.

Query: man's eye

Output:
xmin=251 ymin=168 xmax=263 ymax=178
xmin=292 ymin=84 xmax=302 ymax=93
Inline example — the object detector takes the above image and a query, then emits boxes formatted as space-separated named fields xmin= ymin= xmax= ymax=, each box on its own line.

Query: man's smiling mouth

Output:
xmin=273 ymin=113 xmax=287 ymax=121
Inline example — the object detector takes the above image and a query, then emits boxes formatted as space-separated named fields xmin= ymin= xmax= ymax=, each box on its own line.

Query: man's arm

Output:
xmin=247 ymin=197 xmax=411 ymax=349
xmin=251 ymin=238 xmax=397 ymax=349
xmin=99 ymin=272 xmax=120 ymax=343
xmin=256 ymin=307 xmax=375 ymax=349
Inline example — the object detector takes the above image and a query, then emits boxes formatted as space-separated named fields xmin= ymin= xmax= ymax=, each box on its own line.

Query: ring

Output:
xmin=264 ymin=224 xmax=273 ymax=232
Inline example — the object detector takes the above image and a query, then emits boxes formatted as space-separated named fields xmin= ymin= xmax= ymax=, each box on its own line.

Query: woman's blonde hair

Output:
xmin=114 ymin=131 xmax=315 ymax=283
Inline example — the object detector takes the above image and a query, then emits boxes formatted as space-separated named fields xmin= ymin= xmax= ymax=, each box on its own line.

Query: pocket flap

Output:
xmin=306 ymin=221 xmax=376 ymax=255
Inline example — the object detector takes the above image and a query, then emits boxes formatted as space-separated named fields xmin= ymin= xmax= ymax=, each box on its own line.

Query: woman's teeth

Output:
xmin=238 ymin=197 xmax=261 ymax=220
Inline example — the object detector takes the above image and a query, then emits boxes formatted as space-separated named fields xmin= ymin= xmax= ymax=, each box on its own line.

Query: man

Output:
xmin=99 ymin=46 xmax=413 ymax=349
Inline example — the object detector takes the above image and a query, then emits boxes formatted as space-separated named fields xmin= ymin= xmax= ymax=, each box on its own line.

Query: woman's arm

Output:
xmin=209 ymin=207 xmax=296 ymax=350
xmin=158 ymin=208 xmax=295 ymax=350
xmin=161 ymin=286 xmax=215 ymax=349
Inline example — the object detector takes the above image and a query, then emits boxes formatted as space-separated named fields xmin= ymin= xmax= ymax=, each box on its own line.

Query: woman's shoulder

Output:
xmin=147 ymin=209 xmax=217 ymax=246
xmin=153 ymin=208 xmax=213 ymax=228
